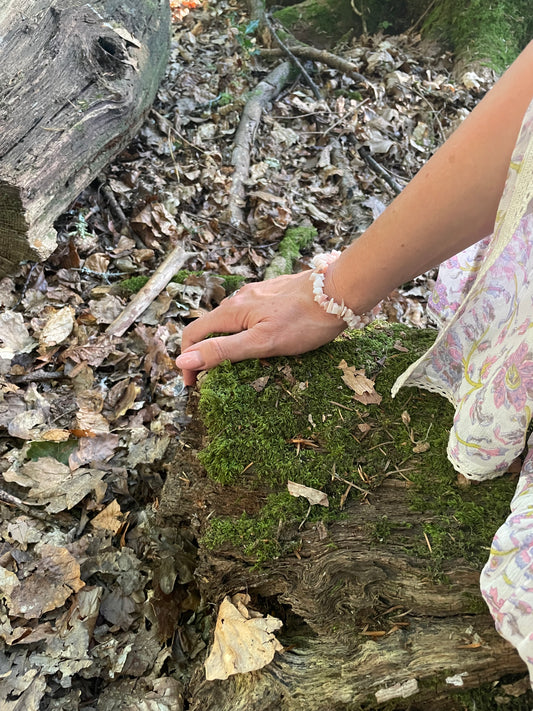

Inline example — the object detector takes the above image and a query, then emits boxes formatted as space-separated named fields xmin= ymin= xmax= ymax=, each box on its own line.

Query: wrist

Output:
xmin=310 ymin=251 xmax=381 ymax=329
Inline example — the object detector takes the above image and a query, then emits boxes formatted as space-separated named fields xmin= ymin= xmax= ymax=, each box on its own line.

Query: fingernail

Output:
xmin=176 ymin=351 xmax=205 ymax=370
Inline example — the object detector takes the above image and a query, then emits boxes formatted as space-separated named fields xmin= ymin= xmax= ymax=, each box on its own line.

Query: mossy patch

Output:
xmin=264 ymin=225 xmax=317 ymax=279
xmin=119 ymin=270 xmax=246 ymax=295
xmin=197 ymin=323 xmax=517 ymax=566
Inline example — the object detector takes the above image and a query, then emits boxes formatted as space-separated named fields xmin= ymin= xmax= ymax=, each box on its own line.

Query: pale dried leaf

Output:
xmin=89 ymin=295 xmax=124 ymax=325
xmin=127 ymin=435 xmax=170 ymax=467
xmin=91 ymin=499 xmax=124 ymax=534
xmin=7 ymin=409 xmax=46 ymax=439
xmin=41 ymin=428 xmax=71 ymax=442
xmin=8 ymin=544 xmax=84 ymax=618
xmin=205 ymin=593 xmax=283 ymax=680
xmin=338 ymin=360 xmax=382 ymax=405
xmin=39 ymin=307 xmax=75 ymax=347
xmin=0 ymin=311 xmax=36 ymax=359
xmin=287 ymin=480 xmax=329 ymax=507
xmin=413 ymin=441 xmax=430 ymax=453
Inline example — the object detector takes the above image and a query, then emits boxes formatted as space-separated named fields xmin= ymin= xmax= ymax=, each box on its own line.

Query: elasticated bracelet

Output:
xmin=309 ymin=250 xmax=381 ymax=329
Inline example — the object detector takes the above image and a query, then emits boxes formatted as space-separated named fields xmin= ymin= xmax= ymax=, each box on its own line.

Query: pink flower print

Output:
xmin=493 ymin=344 xmax=533 ymax=411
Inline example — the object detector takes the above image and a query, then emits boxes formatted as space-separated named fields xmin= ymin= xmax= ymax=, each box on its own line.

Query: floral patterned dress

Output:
xmin=392 ymin=97 xmax=533 ymax=679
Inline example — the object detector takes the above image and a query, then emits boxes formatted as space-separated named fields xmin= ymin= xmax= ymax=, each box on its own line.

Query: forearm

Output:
xmin=326 ymin=41 xmax=533 ymax=313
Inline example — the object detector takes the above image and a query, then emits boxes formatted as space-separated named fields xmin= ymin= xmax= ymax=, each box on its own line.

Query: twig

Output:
xmin=258 ymin=45 xmax=369 ymax=87
xmin=265 ymin=15 xmax=322 ymax=100
xmin=358 ymin=146 xmax=403 ymax=195
xmin=227 ymin=61 xmax=296 ymax=227
xmin=9 ymin=370 xmax=65 ymax=384
xmin=106 ymin=245 xmax=195 ymax=337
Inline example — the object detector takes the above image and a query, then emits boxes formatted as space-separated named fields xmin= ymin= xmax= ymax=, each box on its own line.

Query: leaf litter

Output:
xmin=0 ymin=0 xmax=496 ymax=706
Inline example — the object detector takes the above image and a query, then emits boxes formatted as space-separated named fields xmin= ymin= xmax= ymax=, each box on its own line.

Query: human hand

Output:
xmin=176 ymin=270 xmax=346 ymax=386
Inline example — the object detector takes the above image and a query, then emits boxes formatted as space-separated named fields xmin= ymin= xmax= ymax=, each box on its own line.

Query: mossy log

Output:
xmin=161 ymin=325 xmax=532 ymax=709
xmin=0 ymin=0 xmax=170 ymax=276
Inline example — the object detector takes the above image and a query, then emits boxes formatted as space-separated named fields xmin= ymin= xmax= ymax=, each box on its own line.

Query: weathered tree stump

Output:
xmin=0 ymin=0 xmax=170 ymax=276
xmin=160 ymin=326 xmax=532 ymax=709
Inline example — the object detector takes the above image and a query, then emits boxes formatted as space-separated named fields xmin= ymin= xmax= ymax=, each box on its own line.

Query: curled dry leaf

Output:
xmin=338 ymin=360 xmax=382 ymax=405
xmin=39 ymin=306 xmax=75 ymax=347
xmin=3 ymin=457 xmax=106 ymax=512
xmin=287 ymin=480 xmax=329 ymax=507
xmin=204 ymin=593 xmax=283 ymax=681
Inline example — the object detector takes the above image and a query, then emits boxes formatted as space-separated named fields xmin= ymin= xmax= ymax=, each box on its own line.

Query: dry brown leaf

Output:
xmin=68 ymin=434 xmax=120 ymax=470
xmin=287 ymin=480 xmax=329 ymax=507
xmin=4 ymin=458 xmax=106 ymax=512
xmin=412 ymin=441 xmax=430 ymax=453
xmin=113 ymin=382 xmax=141 ymax=419
xmin=8 ymin=544 xmax=84 ymax=619
xmin=338 ymin=360 xmax=382 ymax=405
xmin=204 ymin=593 xmax=283 ymax=680
xmin=90 ymin=499 xmax=124 ymax=534
xmin=250 ymin=375 xmax=270 ymax=392
xmin=88 ymin=294 xmax=124 ymax=325
xmin=39 ymin=306 xmax=75 ymax=348
xmin=41 ymin=428 xmax=71 ymax=442
xmin=0 ymin=311 xmax=36 ymax=359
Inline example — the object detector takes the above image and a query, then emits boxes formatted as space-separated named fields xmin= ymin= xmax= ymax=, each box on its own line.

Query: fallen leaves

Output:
xmin=204 ymin=593 xmax=283 ymax=680
xmin=338 ymin=360 xmax=382 ymax=405
xmin=7 ymin=544 xmax=84 ymax=619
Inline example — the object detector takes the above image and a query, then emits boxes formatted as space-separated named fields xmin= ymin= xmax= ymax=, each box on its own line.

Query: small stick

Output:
xmin=259 ymin=45 xmax=369 ymax=87
xmin=106 ymin=245 xmax=195 ymax=337
xmin=358 ymin=146 xmax=403 ymax=195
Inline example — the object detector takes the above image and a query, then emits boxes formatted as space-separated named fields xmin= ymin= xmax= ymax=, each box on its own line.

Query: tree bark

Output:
xmin=0 ymin=0 xmax=170 ymax=276
xmin=161 ymin=456 xmax=530 ymax=710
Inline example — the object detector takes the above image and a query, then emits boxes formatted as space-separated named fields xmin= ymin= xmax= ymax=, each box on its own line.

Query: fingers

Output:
xmin=179 ymin=294 xmax=249 ymax=354
xmin=176 ymin=325 xmax=272 ymax=386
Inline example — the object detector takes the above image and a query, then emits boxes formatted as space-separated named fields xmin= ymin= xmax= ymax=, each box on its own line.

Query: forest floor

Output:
xmin=0 ymin=1 xmax=498 ymax=709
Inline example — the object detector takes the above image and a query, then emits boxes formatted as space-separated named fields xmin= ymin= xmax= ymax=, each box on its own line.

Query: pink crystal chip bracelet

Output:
xmin=309 ymin=250 xmax=381 ymax=329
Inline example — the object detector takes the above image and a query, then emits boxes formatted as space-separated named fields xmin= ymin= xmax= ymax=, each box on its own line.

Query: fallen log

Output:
xmin=161 ymin=325 xmax=533 ymax=709
xmin=0 ymin=0 xmax=170 ymax=276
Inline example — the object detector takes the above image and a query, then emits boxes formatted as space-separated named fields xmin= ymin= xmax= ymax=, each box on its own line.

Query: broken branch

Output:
xmin=106 ymin=245 xmax=194 ymax=337
xmin=227 ymin=61 xmax=297 ymax=227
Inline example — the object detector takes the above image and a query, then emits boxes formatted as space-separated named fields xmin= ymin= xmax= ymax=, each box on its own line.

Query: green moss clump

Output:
xmin=198 ymin=323 xmax=517 ymax=568
xmin=264 ymin=226 xmax=318 ymax=280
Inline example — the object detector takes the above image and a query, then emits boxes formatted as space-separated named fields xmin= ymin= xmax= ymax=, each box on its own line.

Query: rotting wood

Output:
xmin=106 ymin=245 xmax=194 ymax=338
xmin=160 ymin=459 xmax=530 ymax=710
xmin=227 ymin=62 xmax=297 ymax=228
xmin=0 ymin=0 xmax=170 ymax=276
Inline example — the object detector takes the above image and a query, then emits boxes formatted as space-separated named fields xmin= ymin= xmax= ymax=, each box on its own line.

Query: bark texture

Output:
xmin=0 ymin=0 xmax=170 ymax=275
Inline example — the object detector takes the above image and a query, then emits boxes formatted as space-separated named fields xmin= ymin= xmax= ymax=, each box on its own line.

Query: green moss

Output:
xmin=198 ymin=323 xmax=518 ymax=570
xmin=264 ymin=225 xmax=317 ymax=279
xmin=422 ymin=0 xmax=532 ymax=71
xmin=119 ymin=271 xmax=246 ymax=295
